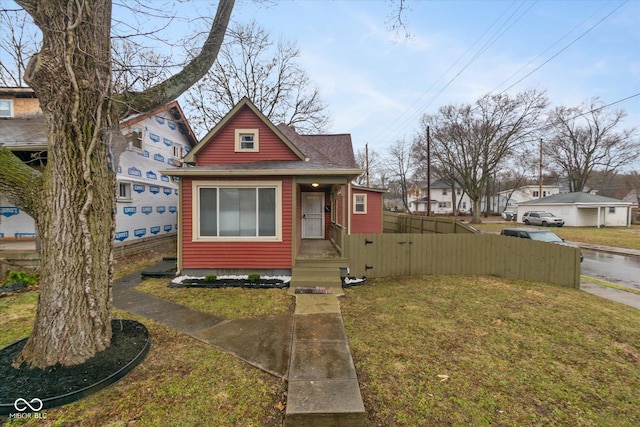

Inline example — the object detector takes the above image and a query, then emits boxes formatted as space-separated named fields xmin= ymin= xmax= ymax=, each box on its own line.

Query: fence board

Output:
xmin=344 ymin=233 xmax=580 ymax=288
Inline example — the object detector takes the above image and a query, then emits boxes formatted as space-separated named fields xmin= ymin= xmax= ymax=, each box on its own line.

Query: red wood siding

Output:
xmin=351 ymin=189 xmax=383 ymax=234
xmin=181 ymin=176 xmax=293 ymax=269
xmin=195 ymin=106 xmax=300 ymax=165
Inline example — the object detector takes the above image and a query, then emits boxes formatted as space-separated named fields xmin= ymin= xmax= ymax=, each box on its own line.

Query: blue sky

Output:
xmin=5 ymin=0 xmax=639 ymax=159
xmin=225 ymin=0 xmax=639 ymax=157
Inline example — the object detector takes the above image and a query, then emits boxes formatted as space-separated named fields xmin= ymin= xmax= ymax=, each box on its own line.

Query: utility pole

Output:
xmin=365 ymin=143 xmax=370 ymax=187
xmin=539 ymin=138 xmax=543 ymax=198
xmin=426 ymin=126 xmax=431 ymax=216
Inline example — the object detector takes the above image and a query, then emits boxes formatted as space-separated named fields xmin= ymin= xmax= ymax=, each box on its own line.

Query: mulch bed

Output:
xmin=169 ymin=278 xmax=289 ymax=289
xmin=0 ymin=319 xmax=149 ymax=415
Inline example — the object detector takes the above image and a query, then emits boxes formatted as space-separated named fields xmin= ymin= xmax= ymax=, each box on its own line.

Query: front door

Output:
xmin=302 ymin=192 xmax=324 ymax=239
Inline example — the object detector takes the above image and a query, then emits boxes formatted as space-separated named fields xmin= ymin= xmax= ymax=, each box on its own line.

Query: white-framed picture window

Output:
xmin=353 ymin=193 xmax=367 ymax=214
xmin=0 ymin=99 xmax=13 ymax=118
xmin=193 ymin=180 xmax=281 ymax=241
xmin=234 ymin=129 xmax=259 ymax=152
xmin=117 ymin=181 xmax=132 ymax=202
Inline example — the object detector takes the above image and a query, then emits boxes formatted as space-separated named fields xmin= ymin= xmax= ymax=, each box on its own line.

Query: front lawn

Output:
xmin=342 ymin=275 xmax=640 ymax=426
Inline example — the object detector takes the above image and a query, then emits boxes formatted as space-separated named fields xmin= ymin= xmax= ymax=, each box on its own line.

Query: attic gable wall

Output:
xmin=194 ymin=106 xmax=301 ymax=166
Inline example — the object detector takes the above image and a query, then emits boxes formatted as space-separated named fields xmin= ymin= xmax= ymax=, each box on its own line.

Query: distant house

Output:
xmin=162 ymin=97 xmax=384 ymax=275
xmin=499 ymin=184 xmax=561 ymax=208
xmin=517 ymin=192 xmax=632 ymax=227
xmin=0 ymin=87 xmax=197 ymax=244
xmin=410 ymin=180 xmax=471 ymax=215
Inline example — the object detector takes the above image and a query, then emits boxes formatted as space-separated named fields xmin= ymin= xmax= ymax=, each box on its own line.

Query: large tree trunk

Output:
xmin=12 ymin=0 xmax=115 ymax=368
xmin=4 ymin=0 xmax=234 ymax=369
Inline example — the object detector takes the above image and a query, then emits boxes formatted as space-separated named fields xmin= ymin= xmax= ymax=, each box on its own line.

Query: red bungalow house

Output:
xmin=162 ymin=97 xmax=384 ymax=275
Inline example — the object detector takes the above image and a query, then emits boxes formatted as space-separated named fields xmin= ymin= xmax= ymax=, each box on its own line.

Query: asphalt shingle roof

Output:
xmin=276 ymin=124 xmax=357 ymax=169
xmin=520 ymin=192 xmax=630 ymax=205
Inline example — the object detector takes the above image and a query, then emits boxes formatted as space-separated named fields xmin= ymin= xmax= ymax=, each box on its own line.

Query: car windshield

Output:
xmin=529 ymin=231 xmax=563 ymax=243
xmin=539 ymin=212 xmax=554 ymax=217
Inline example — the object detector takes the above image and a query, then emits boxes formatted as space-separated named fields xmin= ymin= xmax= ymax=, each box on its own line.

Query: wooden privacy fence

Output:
xmin=343 ymin=233 xmax=581 ymax=288
xmin=383 ymin=212 xmax=478 ymax=234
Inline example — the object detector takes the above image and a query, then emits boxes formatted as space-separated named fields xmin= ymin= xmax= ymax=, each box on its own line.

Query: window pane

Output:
xmin=200 ymin=188 xmax=217 ymax=236
xmin=240 ymin=134 xmax=254 ymax=149
xmin=259 ymin=188 xmax=276 ymax=236
xmin=219 ymin=188 xmax=256 ymax=236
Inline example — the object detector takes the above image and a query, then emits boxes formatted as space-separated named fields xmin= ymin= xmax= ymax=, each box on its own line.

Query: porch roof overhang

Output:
xmin=161 ymin=161 xmax=362 ymax=180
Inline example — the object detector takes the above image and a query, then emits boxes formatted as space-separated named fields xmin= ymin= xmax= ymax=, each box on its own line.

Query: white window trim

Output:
xmin=192 ymin=180 xmax=282 ymax=242
xmin=353 ymin=193 xmax=367 ymax=214
xmin=126 ymin=127 xmax=143 ymax=153
xmin=117 ymin=181 xmax=133 ymax=202
xmin=234 ymin=129 xmax=259 ymax=152
xmin=0 ymin=99 xmax=14 ymax=118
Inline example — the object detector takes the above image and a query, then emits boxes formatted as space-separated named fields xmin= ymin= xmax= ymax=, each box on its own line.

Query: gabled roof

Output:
xmin=277 ymin=125 xmax=356 ymax=168
xmin=520 ymin=192 xmax=631 ymax=205
xmin=184 ymin=97 xmax=306 ymax=163
xmin=120 ymin=100 xmax=198 ymax=148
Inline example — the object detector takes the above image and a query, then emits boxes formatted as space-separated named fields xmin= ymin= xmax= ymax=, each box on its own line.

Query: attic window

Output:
xmin=235 ymin=129 xmax=259 ymax=152
xmin=0 ymin=99 xmax=13 ymax=118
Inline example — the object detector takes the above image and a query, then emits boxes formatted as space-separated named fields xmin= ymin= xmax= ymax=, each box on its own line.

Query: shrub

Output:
xmin=5 ymin=270 xmax=38 ymax=287
xmin=204 ymin=274 xmax=217 ymax=283
xmin=247 ymin=273 xmax=261 ymax=283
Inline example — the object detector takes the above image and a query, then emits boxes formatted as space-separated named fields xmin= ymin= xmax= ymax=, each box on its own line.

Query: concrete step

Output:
xmin=295 ymin=258 xmax=349 ymax=269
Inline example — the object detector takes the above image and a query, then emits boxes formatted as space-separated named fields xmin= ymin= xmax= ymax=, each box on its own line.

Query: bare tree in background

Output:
xmin=386 ymin=138 xmax=415 ymax=212
xmin=355 ymin=146 xmax=385 ymax=187
xmin=183 ymin=21 xmax=330 ymax=136
xmin=0 ymin=0 xmax=234 ymax=369
xmin=417 ymin=90 xmax=548 ymax=224
xmin=544 ymin=98 xmax=639 ymax=193
xmin=0 ymin=9 xmax=39 ymax=86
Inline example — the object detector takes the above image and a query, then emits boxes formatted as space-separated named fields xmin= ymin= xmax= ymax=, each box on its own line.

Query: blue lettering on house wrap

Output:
xmin=117 ymin=165 xmax=122 ymax=173
xmin=156 ymin=206 xmax=166 ymax=214
xmin=134 ymin=228 xmax=146 ymax=238
xmin=169 ymin=206 xmax=177 ymax=213
xmin=164 ymin=225 xmax=173 ymax=232
xmin=115 ymin=231 xmax=129 ymax=242
xmin=168 ymin=158 xmax=176 ymax=166
xmin=15 ymin=233 xmax=35 ymax=238
xmin=143 ymin=150 xmax=149 ymax=158
xmin=141 ymin=206 xmax=153 ymax=215
xmin=128 ymin=167 xmax=142 ymax=177
xmin=149 ymin=186 xmax=160 ymax=195
xmin=167 ymin=121 xmax=176 ymax=130
xmin=0 ymin=207 xmax=19 ymax=218
xmin=174 ymin=189 xmax=178 ymax=195
xmin=163 ymin=138 xmax=172 ymax=147
xmin=146 ymin=171 xmax=157 ymax=180
xmin=123 ymin=207 xmax=136 ymax=216
xmin=133 ymin=184 xmax=145 ymax=194
xmin=149 ymin=133 xmax=160 ymax=142
xmin=154 ymin=153 xmax=165 ymax=163
xmin=150 ymin=226 xmax=161 ymax=235
xmin=163 ymin=187 xmax=172 ymax=196
xmin=161 ymin=175 xmax=170 ymax=182
xmin=155 ymin=116 xmax=165 ymax=124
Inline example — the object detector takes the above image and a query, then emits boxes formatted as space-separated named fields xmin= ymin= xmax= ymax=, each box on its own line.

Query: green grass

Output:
xmin=136 ymin=278 xmax=293 ymax=319
xmin=342 ymin=275 xmax=640 ymax=426
xmin=472 ymin=222 xmax=640 ymax=250
xmin=0 ymin=255 xmax=288 ymax=426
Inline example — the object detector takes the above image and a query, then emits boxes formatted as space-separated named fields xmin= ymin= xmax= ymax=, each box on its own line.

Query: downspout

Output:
xmin=177 ymin=178 xmax=183 ymax=273
xmin=347 ymin=181 xmax=352 ymax=235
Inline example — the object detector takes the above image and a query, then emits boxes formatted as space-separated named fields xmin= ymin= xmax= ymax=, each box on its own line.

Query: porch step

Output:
xmin=295 ymin=257 xmax=349 ymax=269
xmin=289 ymin=266 xmax=344 ymax=297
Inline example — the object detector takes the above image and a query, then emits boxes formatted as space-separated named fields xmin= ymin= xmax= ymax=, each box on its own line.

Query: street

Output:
xmin=581 ymin=249 xmax=640 ymax=291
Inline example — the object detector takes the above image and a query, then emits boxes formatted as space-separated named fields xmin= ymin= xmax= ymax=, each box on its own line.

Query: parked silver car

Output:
xmin=521 ymin=211 xmax=564 ymax=227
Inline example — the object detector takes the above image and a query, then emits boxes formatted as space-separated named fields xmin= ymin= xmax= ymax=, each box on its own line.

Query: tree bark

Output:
xmin=7 ymin=0 xmax=234 ymax=369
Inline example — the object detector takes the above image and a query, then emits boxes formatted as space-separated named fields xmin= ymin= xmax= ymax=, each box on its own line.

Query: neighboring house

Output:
xmin=499 ymin=184 xmax=561 ymax=208
xmin=0 ymin=87 xmax=197 ymax=244
xmin=162 ymin=97 xmax=384 ymax=275
xmin=517 ymin=192 xmax=632 ymax=228
xmin=410 ymin=180 xmax=472 ymax=215
xmin=623 ymin=189 xmax=640 ymax=208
